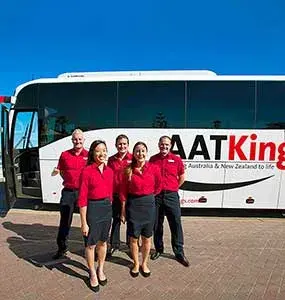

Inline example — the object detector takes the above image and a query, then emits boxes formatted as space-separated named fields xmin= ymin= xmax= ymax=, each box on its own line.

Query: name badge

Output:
xmin=127 ymin=160 xmax=132 ymax=163
xmin=168 ymin=159 xmax=175 ymax=162
xmin=83 ymin=157 xmax=88 ymax=160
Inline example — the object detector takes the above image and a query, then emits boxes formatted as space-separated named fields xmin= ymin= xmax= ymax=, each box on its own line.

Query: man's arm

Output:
xmin=178 ymin=173 xmax=185 ymax=187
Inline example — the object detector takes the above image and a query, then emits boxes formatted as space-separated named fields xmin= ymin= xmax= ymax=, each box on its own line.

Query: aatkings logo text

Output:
xmin=170 ymin=134 xmax=285 ymax=170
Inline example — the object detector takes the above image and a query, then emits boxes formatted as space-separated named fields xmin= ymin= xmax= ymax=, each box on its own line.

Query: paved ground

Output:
xmin=1 ymin=209 xmax=285 ymax=300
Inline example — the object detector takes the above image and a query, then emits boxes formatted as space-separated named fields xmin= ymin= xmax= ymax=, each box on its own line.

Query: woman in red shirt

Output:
xmin=120 ymin=141 xmax=161 ymax=278
xmin=78 ymin=140 xmax=113 ymax=293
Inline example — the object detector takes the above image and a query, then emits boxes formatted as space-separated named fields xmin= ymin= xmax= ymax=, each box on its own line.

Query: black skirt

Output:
xmin=84 ymin=198 xmax=112 ymax=247
xmin=126 ymin=194 xmax=155 ymax=238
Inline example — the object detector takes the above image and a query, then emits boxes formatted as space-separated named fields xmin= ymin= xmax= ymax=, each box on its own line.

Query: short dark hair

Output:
xmin=115 ymin=134 xmax=129 ymax=145
xmin=87 ymin=140 xmax=107 ymax=165
xmin=159 ymin=135 xmax=172 ymax=143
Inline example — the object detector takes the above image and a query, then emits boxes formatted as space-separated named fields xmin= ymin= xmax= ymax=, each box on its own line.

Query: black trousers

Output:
xmin=110 ymin=194 xmax=121 ymax=248
xmin=153 ymin=191 xmax=184 ymax=256
xmin=56 ymin=189 xmax=78 ymax=251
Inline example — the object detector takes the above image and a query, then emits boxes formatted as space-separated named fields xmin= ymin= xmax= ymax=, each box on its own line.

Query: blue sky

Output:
xmin=1 ymin=0 xmax=285 ymax=95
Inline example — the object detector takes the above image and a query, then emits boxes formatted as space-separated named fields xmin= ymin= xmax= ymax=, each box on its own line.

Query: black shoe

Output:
xmin=175 ymin=254 xmax=190 ymax=267
xmin=140 ymin=266 xmax=151 ymax=278
xmin=96 ymin=269 xmax=107 ymax=286
xmin=52 ymin=249 xmax=67 ymax=260
xmin=89 ymin=278 xmax=100 ymax=293
xmin=98 ymin=277 xmax=107 ymax=286
xmin=130 ymin=269 xmax=139 ymax=278
xmin=90 ymin=284 xmax=100 ymax=293
xmin=150 ymin=251 xmax=162 ymax=260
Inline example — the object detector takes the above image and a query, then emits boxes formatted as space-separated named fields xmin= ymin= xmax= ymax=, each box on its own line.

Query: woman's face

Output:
xmin=93 ymin=143 xmax=107 ymax=164
xmin=133 ymin=144 xmax=147 ymax=163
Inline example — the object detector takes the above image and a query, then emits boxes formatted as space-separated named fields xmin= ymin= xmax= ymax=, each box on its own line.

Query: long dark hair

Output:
xmin=125 ymin=141 xmax=148 ymax=177
xmin=87 ymin=140 xmax=107 ymax=165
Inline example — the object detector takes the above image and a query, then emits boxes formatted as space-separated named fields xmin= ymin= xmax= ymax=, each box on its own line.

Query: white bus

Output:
xmin=1 ymin=70 xmax=285 ymax=216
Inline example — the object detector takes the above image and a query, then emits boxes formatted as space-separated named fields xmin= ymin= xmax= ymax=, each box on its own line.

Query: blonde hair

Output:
xmin=71 ymin=128 xmax=84 ymax=138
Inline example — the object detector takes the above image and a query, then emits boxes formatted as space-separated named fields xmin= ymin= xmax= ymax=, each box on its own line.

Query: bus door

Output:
xmin=12 ymin=110 xmax=42 ymax=201
xmin=1 ymin=105 xmax=16 ymax=217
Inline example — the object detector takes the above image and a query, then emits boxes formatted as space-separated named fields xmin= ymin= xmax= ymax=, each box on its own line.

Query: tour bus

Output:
xmin=1 ymin=70 xmax=285 ymax=217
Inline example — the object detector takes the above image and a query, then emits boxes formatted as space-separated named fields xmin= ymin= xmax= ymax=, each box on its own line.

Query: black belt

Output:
xmin=88 ymin=198 xmax=110 ymax=202
xmin=128 ymin=193 xmax=153 ymax=198
xmin=63 ymin=188 xmax=79 ymax=192
xmin=160 ymin=190 xmax=176 ymax=195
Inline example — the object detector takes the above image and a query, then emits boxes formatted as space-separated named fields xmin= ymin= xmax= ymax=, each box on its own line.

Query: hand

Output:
xmin=51 ymin=168 xmax=60 ymax=176
xmin=81 ymin=224 xmax=89 ymax=236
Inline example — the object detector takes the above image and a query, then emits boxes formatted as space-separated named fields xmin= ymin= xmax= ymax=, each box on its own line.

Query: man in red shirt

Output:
xmin=52 ymin=129 xmax=88 ymax=259
xmin=107 ymin=134 xmax=132 ymax=255
xmin=150 ymin=136 xmax=189 ymax=267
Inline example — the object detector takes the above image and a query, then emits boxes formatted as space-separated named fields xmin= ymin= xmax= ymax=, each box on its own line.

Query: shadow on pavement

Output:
xmin=2 ymin=221 xmax=132 ymax=282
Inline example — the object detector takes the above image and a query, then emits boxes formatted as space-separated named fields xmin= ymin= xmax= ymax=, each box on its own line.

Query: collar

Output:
xmin=133 ymin=161 xmax=149 ymax=174
xmin=70 ymin=148 xmax=87 ymax=156
xmin=115 ymin=151 xmax=132 ymax=160
xmin=91 ymin=162 xmax=107 ymax=171
xmin=159 ymin=152 xmax=170 ymax=159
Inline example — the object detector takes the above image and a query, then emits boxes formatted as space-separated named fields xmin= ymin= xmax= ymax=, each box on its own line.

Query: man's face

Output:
xmin=116 ymin=138 xmax=129 ymax=155
xmin=158 ymin=137 xmax=171 ymax=156
xmin=72 ymin=133 xmax=84 ymax=150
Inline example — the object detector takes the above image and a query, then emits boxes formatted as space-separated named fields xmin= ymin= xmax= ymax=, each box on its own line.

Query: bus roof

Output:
xmin=57 ymin=70 xmax=217 ymax=79
xmin=13 ymin=70 xmax=285 ymax=98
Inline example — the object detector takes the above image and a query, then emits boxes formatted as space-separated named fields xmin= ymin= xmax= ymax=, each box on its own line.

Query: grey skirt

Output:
xmin=126 ymin=194 xmax=155 ymax=238
xmin=84 ymin=198 xmax=112 ymax=247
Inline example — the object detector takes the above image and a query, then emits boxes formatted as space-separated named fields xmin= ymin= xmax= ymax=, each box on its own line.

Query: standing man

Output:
xmin=52 ymin=129 xmax=88 ymax=259
xmin=150 ymin=136 xmax=189 ymax=267
xmin=107 ymin=134 xmax=132 ymax=256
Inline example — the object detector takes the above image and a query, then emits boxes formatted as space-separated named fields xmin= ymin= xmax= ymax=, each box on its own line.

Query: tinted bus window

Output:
xmin=256 ymin=81 xmax=285 ymax=129
xmin=38 ymin=82 xmax=117 ymax=146
xmin=118 ymin=81 xmax=185 ymax=128
xmin=15 ymin=84 xmax=38 ymax=109
xmin=187 ymin=81 xmax=256 ymax=129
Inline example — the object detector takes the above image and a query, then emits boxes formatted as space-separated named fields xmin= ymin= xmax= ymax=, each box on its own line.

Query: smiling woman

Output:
xmin=78 ymin=140 xmax=113 ymax=292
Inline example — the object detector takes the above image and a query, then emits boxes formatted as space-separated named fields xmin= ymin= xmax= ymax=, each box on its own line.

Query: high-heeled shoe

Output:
xmin=96 ymin=268 xmax=107 ymax=286
xmin=139 ymin=266 xmax=151 ymax=278
xmin=130 ymin=266 xmax=139 ymax=278
xmin=89 ymin=275 xmax=100 ymax=292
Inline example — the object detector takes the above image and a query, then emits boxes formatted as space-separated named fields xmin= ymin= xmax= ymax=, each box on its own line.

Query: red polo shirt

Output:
xmin=149 ymin=152 xmax=184 ymax=192
xmin=107 ymin=152 xmax=132 ymax=194
xmin=119 ymin=162 xmax=162 ymax=202
xmin=57 ymin=148 xmax=88 ymax=189
xmin=77 ymin=163 xmax=113 ymax=208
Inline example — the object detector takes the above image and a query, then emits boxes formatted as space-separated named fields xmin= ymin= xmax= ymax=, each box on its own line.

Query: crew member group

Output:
xmin=52 ymin=129 xmax=189 ymax=293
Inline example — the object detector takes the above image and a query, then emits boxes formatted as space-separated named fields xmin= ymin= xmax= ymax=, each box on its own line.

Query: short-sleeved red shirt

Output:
xmin=107 ymin=152 xmax=132 ymax=194
xmin=77 ymin=163 xmax=113 ymax=208
xmin=57 ymin=148 xmax=88 ymax=189
xmin=119 ymin=162 xmax=162 ymax=202
xmin=149 ymin=152 xmax=184 ymax=192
